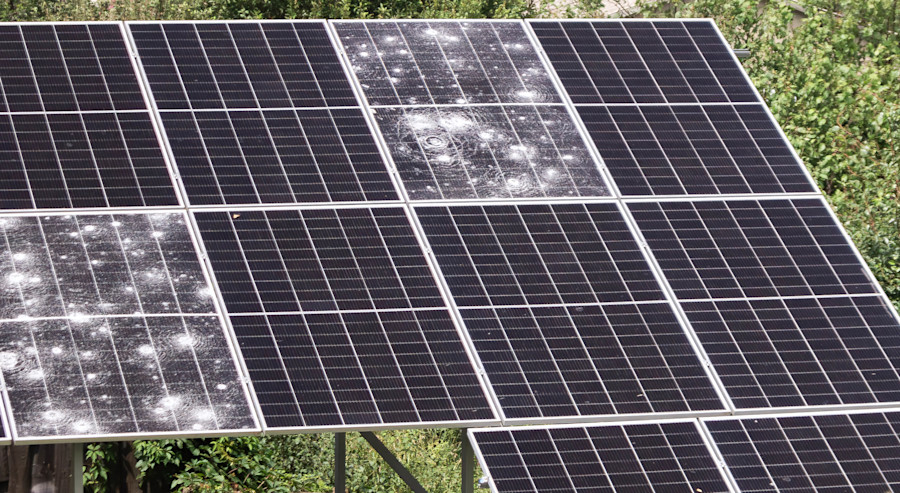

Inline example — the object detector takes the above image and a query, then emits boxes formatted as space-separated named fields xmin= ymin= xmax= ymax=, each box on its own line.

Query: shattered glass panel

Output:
xmin=0 ymin=212 xmax=255 ymax=439
xmin=0 ymin=315 xmax=254 ymax=438
xmin=375 ymin=105 xmax=609 ymax=200
xmin=0 ymin=214 xmax=214 ymax=320
xmin=336 ymin=21 xmax=560 ymax=106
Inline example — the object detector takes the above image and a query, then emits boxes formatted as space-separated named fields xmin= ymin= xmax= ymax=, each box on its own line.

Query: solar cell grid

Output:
xmin=472 ymin=422 xmax=731 ymax=493
xmin=0 ymin=212 xmax=256 ymax=439
xmin=129 ymin=22 xmax=357 ymax=110
xmin=335 ymin=20 xmax=560 ymax=106
xmin=684 ymin=295 xmax=900 ymax=410
xmin=195 ymin=208 xmax=446 ymax=313
xmin=460 ymin=303 xmax=724 ymax=419
xmin=0 ymin=112 xmax=178 ymax=210
xmin=578 ymin=104 xmax=814 ymax=196
xmin=416 ymin=203 xmax=663 ymax=307
xmin=194 ymin=206 xmax=496 ymax=429
xmin=629 ymin=198 xmax=879 ymax=301
xmin=159 ymin=108 xmax=397 ymax=205
xmin=231 ymin=309 xmax=493 ymax=428
xmin=0 ymin=24 xmax=147 ymax=112
xmin=705 ymin=412 xmax=900 ymax=492
xmin=530 ymin=20 xmax=758 ymax=104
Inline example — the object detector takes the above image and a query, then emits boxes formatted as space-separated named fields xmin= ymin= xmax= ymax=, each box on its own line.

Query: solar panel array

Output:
xmin=0 ymin=18 xmax=898 ymax=493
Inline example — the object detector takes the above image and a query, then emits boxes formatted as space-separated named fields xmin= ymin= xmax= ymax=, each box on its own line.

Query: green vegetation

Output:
xmin=4 ymin=0 xmax=896 ymax=489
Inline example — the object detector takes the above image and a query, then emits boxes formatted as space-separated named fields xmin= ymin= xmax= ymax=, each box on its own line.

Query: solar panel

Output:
xmin=577 ymin=104 xmax=814 ymax=195
xmin=530 ymin=20 xmax=758 ymax=104
xmin=333 ymin=20 xmax=611 ymax=201
xmin=0 ymin=23 xmax=179 ymax=210
xmin=0 ymin=212 xmax=256 ymax=440
xmin=629 ymin=198 xmax=879 ymax=301
xmin=470 ymin=421 xmax=732 ymax=493
xmin=415 ymin=203 xmax=724 ymax=420
xmin=193 ymin=207 xmax=496 ymax=429
xmin=128 ymin=21 xmax=398 ymax=206
xmin=705 ymin=411 xmax=900 ymax=492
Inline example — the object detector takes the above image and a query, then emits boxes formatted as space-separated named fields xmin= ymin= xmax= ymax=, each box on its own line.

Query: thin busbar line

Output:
xmin=465 ymin=210 xmax=584 ymax=414
xmin=436 ymin=208 xmax=543 ymax=416
xmin=364 ymin=211 xmax=452 ymax=419
xmin=155 ymin=25 xmax=230 ymax=204
xmin=218 ymin=212 xmax=312 ymax=425
xmin=510 ymin=207 xmax=619 ymax=413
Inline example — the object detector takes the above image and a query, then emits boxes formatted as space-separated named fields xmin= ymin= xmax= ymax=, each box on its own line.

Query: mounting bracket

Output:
xmin=333 ymin=431 xmax=476 ymax=493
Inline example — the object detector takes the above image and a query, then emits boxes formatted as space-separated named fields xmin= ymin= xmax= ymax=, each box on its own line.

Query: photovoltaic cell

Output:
xmin=194 ymin=207 xmax=495 ymax=428
xmin=472 ymin=422 xmax=730 ymax=493
xmin=578 ymin=104 xmax=814 ymax=196
xmin=629 ymin=199 xmax=879 ymax=301
xmin=159 ymin=108 xmax=396 ymax=205
xmin=417 ymin=204 xmax=722 ymax=419
xmin=0 ymin=213 xmax=255 ymax=439
xmin=684 ymin=296 xmax=900 ymax=409
xmin=531 ymin=20 xmax=758 ymax=104
xmin=0 ymin=24 xmax=147 ymax=112
xmin=335 ymin=20 xmax=561 ymax=106
xmin=129 ymin=22 xmax=356 ymax=110
xmin=706 ymin=412 xmax=900 ymax=492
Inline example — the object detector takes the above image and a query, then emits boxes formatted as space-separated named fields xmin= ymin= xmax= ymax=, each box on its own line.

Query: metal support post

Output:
xmin=335 ymin=433 xmax=346 ymax=493
xmin=360 ymin=432 xmax=429 ymax=493
xmin=72 ymin=443 xmax=83 ymax=493
xmin=461 ymin=431 xmax=474 ymax=493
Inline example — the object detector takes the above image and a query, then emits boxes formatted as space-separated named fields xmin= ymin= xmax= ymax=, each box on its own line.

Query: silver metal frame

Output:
xmin=468 ymin=418 xmax=738 ymax=493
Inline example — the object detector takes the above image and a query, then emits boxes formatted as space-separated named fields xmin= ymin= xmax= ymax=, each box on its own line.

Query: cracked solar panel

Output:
xmin=374 ymin=105 xmax=608 ymax=200
xmin=0 ymin=213 xmax=255 ymax=439
xmin=335 ymin=20 xmax=560 ymax=106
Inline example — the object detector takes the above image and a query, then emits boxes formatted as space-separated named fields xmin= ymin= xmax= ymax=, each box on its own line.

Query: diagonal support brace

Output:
xmin=360 ymin=432 xmax=429 ymax=493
